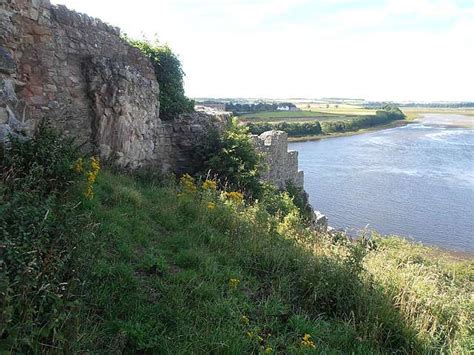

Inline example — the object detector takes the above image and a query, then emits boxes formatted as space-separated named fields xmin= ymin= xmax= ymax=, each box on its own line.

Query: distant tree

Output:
xmin=128 ymin=39 xmax=194 ymax=120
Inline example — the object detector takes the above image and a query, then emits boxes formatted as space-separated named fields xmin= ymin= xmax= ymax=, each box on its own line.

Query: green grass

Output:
xmin=66 ymin=171 xmax=473 ymax=353
xmin=239 ymin=110 xmax=374 ymax=123
xmin=3 ymin=166 xmax=473 ymax=353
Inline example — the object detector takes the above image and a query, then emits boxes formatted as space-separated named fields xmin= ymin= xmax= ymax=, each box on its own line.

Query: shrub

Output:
xmin=128 ymin=39 xmax=194 ymax=120
xmin=1 ymin=122 xmax=79 ymax=195
xmin=0 ymin=124 xmax=85 ymax=352
xmin=194 ymin=119 xmax=263 ymax=198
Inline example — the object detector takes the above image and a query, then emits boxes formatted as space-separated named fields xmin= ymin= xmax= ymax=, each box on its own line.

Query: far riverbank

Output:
xmin=288 ymin=119 xmax=411 ymax=142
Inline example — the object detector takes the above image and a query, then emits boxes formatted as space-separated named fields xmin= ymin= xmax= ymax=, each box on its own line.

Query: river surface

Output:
xmin=289 ymin=114 xmax=474 ymax=252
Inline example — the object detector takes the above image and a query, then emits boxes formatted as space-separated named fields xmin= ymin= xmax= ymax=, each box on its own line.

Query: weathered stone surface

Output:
xmin=0 ymin=106 xmax=8 ymax=123
xmin=0 ymin=0 xmax=233 ymax=174
xmin=0 ymin=47 xmax=15 ymax=74
xmin=253 ymin=130 xmax=304 ymax=189
xmin=312 ymin=211 xmax=328 ymax=232
xmin=0 ymin=0 xmax=156 ymax=148
xmin=84 ymin=56 xmax=160 ymax=168
xmin=0 ymin=0 xmax=311 ymax=198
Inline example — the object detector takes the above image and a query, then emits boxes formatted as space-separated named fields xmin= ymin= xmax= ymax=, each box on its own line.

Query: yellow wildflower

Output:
xmin=241 ymin=315 xmax=249 ymax=325
xmin=301 ymin=333 xmax=316 ymax=348
xmin=73 ymin=157 xmax=84 ymax=173
xmin=202 ymin=179 xmax=217 ymax=191
xmin=84 ymin=185 xmax=94 ymax=200
xmin=247 ymin=331 xmax=253 ymax=338
xmin=226 ymin=191 xmax=244 ymax=204
xmin=83 ymin=156 xmax=100 ymax=200
xmin=207 ymin=202 xmax=216 ymax=210
xmin=228 ymin=278 xmax=240 ymax=289
xmin=264 ymin=347 xmax=273 ymax=353
xmin=180 ymin=173 xmax=197 ymax=194
xmin=90 ymin=156 xmax=100 ymax=173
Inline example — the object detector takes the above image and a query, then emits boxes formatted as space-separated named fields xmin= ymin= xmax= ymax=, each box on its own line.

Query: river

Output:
xmin=289 ymin=114 xmax=474 ymax=252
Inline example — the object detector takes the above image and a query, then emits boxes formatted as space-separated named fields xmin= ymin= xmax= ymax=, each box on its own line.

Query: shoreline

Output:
xmin=357 ymin=235 xmax=474 ymax=260
xmin=291 ymin=114 xmax=473 ymax=259
xmin=288 ymin=119 xmax=412 ymax=142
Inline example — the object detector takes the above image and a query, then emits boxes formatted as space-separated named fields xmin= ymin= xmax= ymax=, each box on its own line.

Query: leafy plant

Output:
xmin=194 ymin=119 xmax=263 ymax=198
xmin=128 ymin=39 xmax=194 ymax=120
xmin=0 ymin=123 xmax=84 ymax=352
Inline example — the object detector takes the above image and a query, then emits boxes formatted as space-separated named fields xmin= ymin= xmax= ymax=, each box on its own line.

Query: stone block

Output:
xmin=0 ymin=107 xmax=8 ymax=124
xmin=0 ymin=47 xmax=16 ymax=74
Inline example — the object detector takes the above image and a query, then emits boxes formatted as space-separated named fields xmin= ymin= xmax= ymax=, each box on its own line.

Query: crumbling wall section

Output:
xmin=0 ymin=0 xmax=230 ymax=171
xmin=0 ymin=0 xmax=170 ymax=170
xmin=253 ymin=130 xmax=304 ymax=189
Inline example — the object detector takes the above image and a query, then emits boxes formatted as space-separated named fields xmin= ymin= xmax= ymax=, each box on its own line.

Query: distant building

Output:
xmin=276 ymin=105 xmax=300 ymax=112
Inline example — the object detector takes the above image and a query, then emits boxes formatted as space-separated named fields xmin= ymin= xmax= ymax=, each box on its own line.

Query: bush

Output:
xmin=1 ymin=122 xmax=79 ymax=195
xmin=128 ymin=39 xmax=194 ymax=120
xmin=194 ymin=119 xmax=263 ymax=198
xmin=248 ymin=121 xmax=322 ymax=136
xmin=0 ymin=124 xmax=84 ymax=352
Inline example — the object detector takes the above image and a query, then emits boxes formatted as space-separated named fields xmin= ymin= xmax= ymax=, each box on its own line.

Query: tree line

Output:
xmin=247 ymin=105 xmax=406 ymax=137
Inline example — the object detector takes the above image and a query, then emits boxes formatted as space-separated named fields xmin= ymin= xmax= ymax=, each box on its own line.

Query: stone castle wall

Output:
xmin=0 ymin=0 xmax=327 ymax=230
xmin=0 ymin=0 xmax=229 ymax=171
xmin=253 ymin=130 xmax=304 ymax=189
xmin=0 ymin=0 xmax=312 ymax=192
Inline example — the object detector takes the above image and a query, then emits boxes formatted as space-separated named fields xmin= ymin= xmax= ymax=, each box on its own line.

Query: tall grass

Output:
xmin=68 ymin=172 xmax=472 ymax=353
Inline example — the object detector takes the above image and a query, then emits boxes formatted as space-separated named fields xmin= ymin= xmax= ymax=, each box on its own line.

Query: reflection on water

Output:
xmin=289 ymin=114 xmax=474 ymax=252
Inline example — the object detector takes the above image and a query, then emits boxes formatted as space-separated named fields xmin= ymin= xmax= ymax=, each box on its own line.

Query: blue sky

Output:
xmin=51 ymin=0 xmax=474 ymax=101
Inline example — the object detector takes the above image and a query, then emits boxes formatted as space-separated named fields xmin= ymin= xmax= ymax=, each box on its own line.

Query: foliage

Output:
xmin=226 ymin=101 xmax=297 ymax=114
xmin=1 ymin=122 xmax=79 ymax=195
xmin=128 ymin=39 xmax=194 ymax=120
xmin=0 ymin=124 xmax=87 ymax=352
xmin=248 ymin=121 xmax=322 ymax=136
xmin=194 ymin=119 xmax=263 ymax=198
xmin=68 ymin=171 xmax=473 ymax=353
xmin=247 ymin=106 xmax=406 ymax=137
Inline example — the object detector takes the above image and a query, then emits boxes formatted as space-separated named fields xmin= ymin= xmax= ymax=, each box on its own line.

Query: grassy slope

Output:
xmin=68 ymin=171 xmax=473 ymax=353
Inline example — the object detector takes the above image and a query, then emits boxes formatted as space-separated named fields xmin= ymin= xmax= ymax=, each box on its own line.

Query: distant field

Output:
xmin=299 ymin=104 xmax=377 ymax=116
xmin=239 ymin=108 xmax=376 ymax=123
xmin=402 ymin=107 xmax=474 ymax=120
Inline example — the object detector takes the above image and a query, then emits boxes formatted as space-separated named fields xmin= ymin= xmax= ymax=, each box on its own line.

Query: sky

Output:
xmin=50 ymin=0 xmax=474 ymax=102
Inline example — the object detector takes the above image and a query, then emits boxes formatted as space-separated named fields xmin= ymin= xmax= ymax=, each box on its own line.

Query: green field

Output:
xmin=240 ymin=106 xmax=474 ymax=124
xmin=239 ymin=107 xmax=377 ymax=123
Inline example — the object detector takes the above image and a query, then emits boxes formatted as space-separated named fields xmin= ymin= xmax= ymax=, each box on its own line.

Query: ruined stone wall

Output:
xmin=0 ymin=0 xmax=229 ymax=171
xmin=253 ymin=130 xmax=304 ymax=189
xmin=253 ymin=130 xmax=330 ymax=232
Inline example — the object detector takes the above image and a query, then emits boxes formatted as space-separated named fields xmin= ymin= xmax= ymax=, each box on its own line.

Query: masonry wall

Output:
xmin=0 ymin=0 xmax=229 ymax=171
xmin=253 ymin=130 xmax=304 ymax=189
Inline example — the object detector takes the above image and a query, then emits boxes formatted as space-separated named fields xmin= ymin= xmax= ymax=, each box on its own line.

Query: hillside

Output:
xmin=1 ymin=128 xmax=472 ymax=353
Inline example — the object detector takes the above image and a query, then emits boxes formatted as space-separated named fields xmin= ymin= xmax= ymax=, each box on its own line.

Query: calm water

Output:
xmin=289 ymin=114 xmax=474 ymax=252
